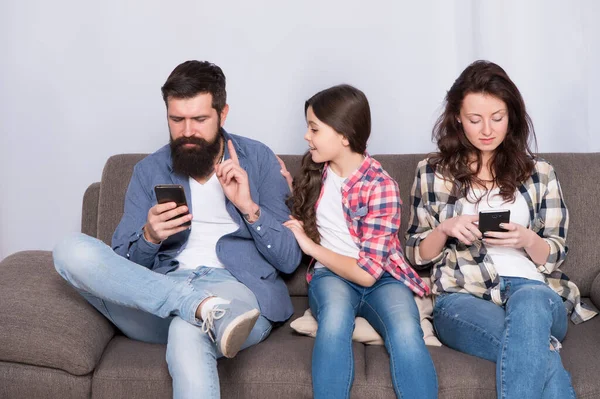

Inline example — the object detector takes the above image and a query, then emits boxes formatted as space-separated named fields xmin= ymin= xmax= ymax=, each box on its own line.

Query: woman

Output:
xmin=283 ymin=84 xmax=437 ymax=399
xmin=405 ymin=60 xmax=596 ymax=398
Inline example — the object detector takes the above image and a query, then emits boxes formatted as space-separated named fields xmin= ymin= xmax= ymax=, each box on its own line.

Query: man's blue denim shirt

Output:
xmin=111 ymin=131 xmax=302 ymax=322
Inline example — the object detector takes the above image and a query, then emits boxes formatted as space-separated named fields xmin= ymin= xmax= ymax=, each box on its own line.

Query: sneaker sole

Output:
xmin=220 ymin=309 xmax=260 ymax=358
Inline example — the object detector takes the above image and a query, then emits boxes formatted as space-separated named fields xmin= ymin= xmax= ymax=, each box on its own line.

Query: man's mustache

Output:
xmin=172 ymin=137 xmax=210 ymax=148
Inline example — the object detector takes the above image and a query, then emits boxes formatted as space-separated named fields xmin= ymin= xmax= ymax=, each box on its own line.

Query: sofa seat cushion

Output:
xmin=0 ymin=251 xmax=115 ymax=376
xmin=367 ymin=344 xmax=497 ymax=399
xmin=92 ymin=297 xmax=367 ymax=398
xmin=0 ymin=360 xmax=92 ymax=399
xmin=92 ymin=295 xmax=600 ymax=399
xmin=91 ymin=337 xmax=172 ymax=399
xmin=362 ymin=298 xmax=600 ymax=399
xmin=560 ymin=311 xmax=600 ymax=399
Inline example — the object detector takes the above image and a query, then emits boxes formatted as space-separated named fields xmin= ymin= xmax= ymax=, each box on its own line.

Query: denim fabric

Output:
xmin=434 ymin=277 xmax=574 ymax=399
xmin=53 ymin=233 xmax=272 ymax=399
xmin=308 ymin=268 xmax=438 ymax=399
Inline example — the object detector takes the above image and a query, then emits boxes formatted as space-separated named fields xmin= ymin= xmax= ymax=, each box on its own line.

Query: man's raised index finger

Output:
xmin=227 ymin=140 xmax=239 ymax=164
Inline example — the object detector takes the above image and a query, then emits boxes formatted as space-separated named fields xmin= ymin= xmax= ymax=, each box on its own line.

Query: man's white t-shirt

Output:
xmin=175 ymin=175 xmax=239 ymax=269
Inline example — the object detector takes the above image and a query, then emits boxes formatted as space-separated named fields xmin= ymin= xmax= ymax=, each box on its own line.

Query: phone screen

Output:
xmin=154 ymin=184 xmax=191 ymax=227
xmin=478 ymin=209 xmax=510 ymax=234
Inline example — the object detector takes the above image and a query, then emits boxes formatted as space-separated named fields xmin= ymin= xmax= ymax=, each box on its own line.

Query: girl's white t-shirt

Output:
xmin=314 ymin=169 xmax=360 ymax=269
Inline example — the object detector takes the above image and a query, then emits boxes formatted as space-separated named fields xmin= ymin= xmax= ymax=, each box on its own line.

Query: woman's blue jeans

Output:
xmin=433 ymin=277 xmax=575 ymax=399
xmin=308 ymin=267 xmax=438 ymax=399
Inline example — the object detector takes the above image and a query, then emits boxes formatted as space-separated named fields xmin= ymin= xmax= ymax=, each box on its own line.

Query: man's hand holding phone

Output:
xmin=144 ymin=184 xmax=192 ymax=244
xmin=143 ymin=202 xmax=192 ymax=244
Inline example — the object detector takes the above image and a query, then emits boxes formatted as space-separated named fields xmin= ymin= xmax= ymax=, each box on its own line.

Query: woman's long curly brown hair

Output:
xmin=429 ymin=60 xmax=537 ymax=202
xmin=289 ymin=84 xmax=371 ymax=243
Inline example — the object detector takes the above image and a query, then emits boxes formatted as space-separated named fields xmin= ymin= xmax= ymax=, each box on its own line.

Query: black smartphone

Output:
xmin=478 ymin=209 xmax=510 ymax=234
xmin=154 ymin=184 xmax=191 ymax=227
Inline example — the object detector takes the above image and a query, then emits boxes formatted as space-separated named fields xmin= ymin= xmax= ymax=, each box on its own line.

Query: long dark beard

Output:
xmin=170 ymin=129 xmax=223 ymax=179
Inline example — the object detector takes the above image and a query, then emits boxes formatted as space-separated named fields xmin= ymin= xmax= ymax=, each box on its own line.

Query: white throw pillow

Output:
xmin=290 ymin=278 xmax=442 ymax=347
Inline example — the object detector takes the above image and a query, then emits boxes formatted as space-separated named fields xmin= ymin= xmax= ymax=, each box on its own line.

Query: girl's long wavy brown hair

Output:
xmin=429 ymin=60 xmax=537 ymax=202
xmin=289 ymin=84 xmax=371 ymax=243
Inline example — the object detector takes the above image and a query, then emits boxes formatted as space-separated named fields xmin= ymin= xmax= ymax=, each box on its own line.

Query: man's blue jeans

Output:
xmin=308 ymin=268 xmax=438 ymax=399
xmin=53 ymin=233 xmax=272 ymax=399
xmin=433 ymin=277 xmax=574 ymax=399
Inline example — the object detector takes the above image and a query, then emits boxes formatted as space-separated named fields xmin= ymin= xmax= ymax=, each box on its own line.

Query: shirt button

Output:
xmin=257 ymin=226 xmax=261 ymax=231
xmin=267 ymin=244 xmax=271 ymax=249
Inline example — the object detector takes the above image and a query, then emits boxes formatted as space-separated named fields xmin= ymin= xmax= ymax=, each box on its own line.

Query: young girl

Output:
xmin=283 ymin=84 xmax=438 ymax=399
xmin=405 ymin=60 xmax=597 ymax=398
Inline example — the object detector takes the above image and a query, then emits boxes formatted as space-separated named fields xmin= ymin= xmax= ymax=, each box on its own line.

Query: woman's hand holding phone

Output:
xmin=481 ymin=222 xmax=536 ymax=249
xmin=438 ymin=215 xmax=482 ymax=245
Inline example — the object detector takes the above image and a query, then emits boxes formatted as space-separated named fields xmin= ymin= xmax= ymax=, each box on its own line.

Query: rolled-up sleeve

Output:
xmin=355 ymin=179 xmax=401 ymax=280
xmin=112 ymin=164 xmax=159 ymax=268
xmin=405 ymin=162 xmax=444 ymax=268
xmin=536 ymin=164 xmax=569 ymax=274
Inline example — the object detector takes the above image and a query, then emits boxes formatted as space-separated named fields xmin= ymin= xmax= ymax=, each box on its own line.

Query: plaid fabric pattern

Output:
xmin=313 ymin=155 xmax=430 ymax=297
xmin=405 ymin=158 xmax=597 ymax=324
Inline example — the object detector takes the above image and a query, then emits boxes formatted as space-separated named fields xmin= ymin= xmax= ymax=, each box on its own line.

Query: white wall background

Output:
xmin=1 ymin=0 xmax=599 ymax=260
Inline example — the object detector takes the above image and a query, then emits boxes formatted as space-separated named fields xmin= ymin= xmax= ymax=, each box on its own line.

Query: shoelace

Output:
xmin=201 ymin=307 xmax=227 ymax=342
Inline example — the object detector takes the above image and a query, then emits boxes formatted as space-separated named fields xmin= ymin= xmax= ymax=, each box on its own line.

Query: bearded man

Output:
xmin=53 ymin=60 xmax=302 ymax=399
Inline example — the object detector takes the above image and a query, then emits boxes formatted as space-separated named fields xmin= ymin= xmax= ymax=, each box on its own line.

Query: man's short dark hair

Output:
xmin=161 ymin=60 xmax=227 ymax=114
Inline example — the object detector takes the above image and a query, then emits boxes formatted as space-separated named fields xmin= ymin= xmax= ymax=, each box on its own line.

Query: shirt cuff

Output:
xmin=243 ymin=206 xmax=261 ymax=224
xmin=138 ymin=228 xmax=161 ymax=251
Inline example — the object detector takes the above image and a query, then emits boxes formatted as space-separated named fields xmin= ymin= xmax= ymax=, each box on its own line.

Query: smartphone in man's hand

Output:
xmin=154 ymin=184 xmax=191 ymax=227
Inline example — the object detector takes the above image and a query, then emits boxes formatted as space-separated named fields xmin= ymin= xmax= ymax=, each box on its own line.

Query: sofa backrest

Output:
xmin=96 ymin=154 xmax=147 ymax=246
xmin=92 ymin=152 xmax=600 ymax=297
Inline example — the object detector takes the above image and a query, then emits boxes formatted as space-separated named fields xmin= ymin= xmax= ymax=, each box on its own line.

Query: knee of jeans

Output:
xmin=53 ymin=232 xmax=101 ymax=278
xmin=166 ymin=317 xmax=215 ymax=368
xmin=315 ymin=306 xmax=355 ymax=337
xmin=511 ymin=284 xmax=560 ymax=311
xmin=210 ymin=281 xmax=258 ymax=309
xmin=389 ymin=318 xmax=424 ymax=342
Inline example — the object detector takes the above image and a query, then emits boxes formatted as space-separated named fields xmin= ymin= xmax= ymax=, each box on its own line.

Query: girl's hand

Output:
xmin=439 ymin=215 xmax=482 ymax=245
xmin=276 ymin=155 xmax=293 ymax=192
xmin=482 ymin=223 xmax=536 ymax=249
xmin=283 ymin=216 xmax=316 ymax=255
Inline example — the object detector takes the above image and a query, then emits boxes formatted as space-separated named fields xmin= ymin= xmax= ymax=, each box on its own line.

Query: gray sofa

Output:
xmin=2 ymin=152 xmax=600 ymax=399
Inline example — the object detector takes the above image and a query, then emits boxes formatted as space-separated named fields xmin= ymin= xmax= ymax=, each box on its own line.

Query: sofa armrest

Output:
xmin=82 ymin=182 xmax=101 ymax=238
xmin=0 ymin=251 xmax=115 ymax=376
xmin=591 ymin=273 xmax=600 ymax=309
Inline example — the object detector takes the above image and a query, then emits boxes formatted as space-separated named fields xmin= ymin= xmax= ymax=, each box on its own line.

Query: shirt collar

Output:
xmin=322 ymin=153 xmax=372 ymax=192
